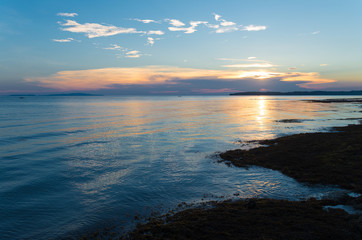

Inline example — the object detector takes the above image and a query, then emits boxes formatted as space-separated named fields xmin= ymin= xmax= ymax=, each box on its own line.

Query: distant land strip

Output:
xmin=230 ymin=90 xmax=362 ymax=96
xmin=9 ymin=93 xmax=103 ymax=96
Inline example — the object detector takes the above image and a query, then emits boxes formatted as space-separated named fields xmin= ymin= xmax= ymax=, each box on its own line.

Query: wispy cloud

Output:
xmin=57 ymin=12 xmax=78 ymax=17
xmin=132 ymin=18 xmax=158 ymax=24
xmin=213 ymin=13 xmax=239 ymax=33
xmin=217 ymin=57 xmax=269 ymax=63
xmin=26 ymin=66 xmax=336 ymax=91
xmin=320 ymin=63 xmax=328 ymax=66
xmin=215 ymin=26 xmax=238 ymax=33
xmin=288 ymin=67 xmax=297 ymax=70
xmin=217 ymin=57 xmax=245 ymax=61
xmin=206 ymin=24 xmax=219 ymax=29
xmin=222 ymin=63 xmax=274 ymax=68
xmin=103 ymin=44 xmax=123 ymax=50
xmin=147 ymin=37 xmax=155 ymax=46
xmin=167 ymin=19 xmax=185 ymax=27
xmin=58 ymin=20 xmax=142 ymax=38
xmin=147 ymin=30 xmax=164 ymax=35
xmin=52 ymin=37 xmax=77 ymax=42
xmin=169 ymin=21 xmax=208 ymax=34
xmin=220 ymin=20 xmax=236 ymax=27
xmin=242 ymin=25 xmax=267 ymax=31
xmin=125 ymin=50 xmax=141 ymax=58
xmin=56 ymin=13 xmax=266 ymax=43
xmin=281 ymin=72 xmax=335 ymax=89
xmin=299 ymin=31 xmax=321 ymax=36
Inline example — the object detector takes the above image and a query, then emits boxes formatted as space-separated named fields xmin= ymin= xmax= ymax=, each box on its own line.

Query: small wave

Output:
xmin=2 ymin=129 xmax=87 ymax=143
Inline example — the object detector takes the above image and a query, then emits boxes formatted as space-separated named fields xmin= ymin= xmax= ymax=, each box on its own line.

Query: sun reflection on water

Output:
xmin=257 ymin=96 xmax=266 ymax=125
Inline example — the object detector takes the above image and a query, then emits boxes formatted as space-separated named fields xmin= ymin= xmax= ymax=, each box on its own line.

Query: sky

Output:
xmin=0 ymin=0 xmax=361 ymax=95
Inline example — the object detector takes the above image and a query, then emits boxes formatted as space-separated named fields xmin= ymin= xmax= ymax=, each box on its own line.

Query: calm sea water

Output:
xmin=0 ymin=95 xmax=361 ymax=239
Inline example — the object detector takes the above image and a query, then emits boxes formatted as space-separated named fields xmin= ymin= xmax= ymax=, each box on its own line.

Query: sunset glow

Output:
xmin=0 ymin=0 xmax=361 ymax=94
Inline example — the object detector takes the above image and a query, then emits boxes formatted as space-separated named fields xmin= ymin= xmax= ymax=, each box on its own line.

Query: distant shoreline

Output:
xmin=6 ymin=90 xmax=362 ymax=97
xmin=9 ymin=93 xmax=103 ymax=97
xmin=230 ymin=90 xmax=362 ymax=96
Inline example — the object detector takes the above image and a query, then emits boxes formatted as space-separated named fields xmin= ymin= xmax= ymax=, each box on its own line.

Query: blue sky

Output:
xmin=1 ymin=0 xmax=361 ymax=94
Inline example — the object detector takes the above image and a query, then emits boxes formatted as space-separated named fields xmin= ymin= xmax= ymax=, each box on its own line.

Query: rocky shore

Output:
xmin=220 ymin=124 xmax=362 ymax=193
xmin=121 ymin=198 xmax=361 ymax=240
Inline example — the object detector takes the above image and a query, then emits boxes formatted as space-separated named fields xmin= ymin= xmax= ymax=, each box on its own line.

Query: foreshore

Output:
xmin=117 ymin=122 xmax=362 ymax=239
xmin=87 ymin=99 xmax=362 ymax=239
xmin=220 ymin=124 xmax=362 ymax=193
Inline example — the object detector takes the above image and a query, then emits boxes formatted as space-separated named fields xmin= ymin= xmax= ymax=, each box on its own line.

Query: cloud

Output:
xmin=280 ymin=72 xmax=335 ymax=89
xmin=288 ymin=67 xmax=297 ymax=70
xmin=168 ymin=21 xmax=208 ymax=34
xmin=206 ymin=24 xmax=219 ymax=29
xmin=147 ymin=30 xmax=164 ymax=35
xmin=242 ymin=25 xmax=267 ymax=31
xmin=59 ymin=20 xmax=78 ymax=26
xmin=52 ymin=37 xmax=76 ymax=42
xmin=57 ymin=12 xmax=78 ymax=17
xmin=125 ymin=50 xmax=141 ymax=58
xmin=104 ymin=44 xmax=123 ymax=50
xmin=132 ymin=18 xmax=158 ymax=24
xmin=147 ymin=37 xmax=155 ymax=46
xmin=167 ymin=19 xmax=185 ymax=27
xmin=167 ymin=20 xmax=207 ymax=34
xmin=259 ymin=88 xmax=270 ymax=92
xmin=215 ymin=26 xmax=238 ymax=33
xmin=218 ymin=57 xmax=273 ymax=66
xmin=59 ymin=20 xmax=142 ymax=38
xmin=168 ymin=26 xmax=191 ymax=33
xmin=56 ymin=13 xmax=266 ymax=41
xmin=220 ymin=20 xmax=236 ymax=26
xmin=26 ymin=66 xmax=336 ymax=91
xmin=212 ymin=13 xmax=239 ymax=33
xmin=213 ymin=13 xmax=222 ymax=21
xmin=192 ymin=88 xmax=239 ymax=93
xmin=222 ymin=71 xmax=280 ymax=79
xmin=222 ymin=63 xmax=275 ymax=68
xmin=217 ymin=58 xmax=245 ymax=61
xmin=312 ymin=31 xmax=320 ymax=35
xmin=320 ymin=64 xmax=328 ymax=66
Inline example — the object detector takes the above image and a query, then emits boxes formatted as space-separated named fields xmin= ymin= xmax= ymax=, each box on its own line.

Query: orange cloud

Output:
xmin=280 ymin=72 xmax=336 ymax=89
xmin=25 ymin=66 xmax=337 ymax=91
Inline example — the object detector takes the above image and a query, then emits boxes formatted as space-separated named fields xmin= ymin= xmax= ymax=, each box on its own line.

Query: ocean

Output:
xmin=0 ymin=95 xmax=361 ymax=239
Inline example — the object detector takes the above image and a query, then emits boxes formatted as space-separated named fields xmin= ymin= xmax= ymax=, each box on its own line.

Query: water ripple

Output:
xmin=0 ymin=96 xmax=360 ymax=239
